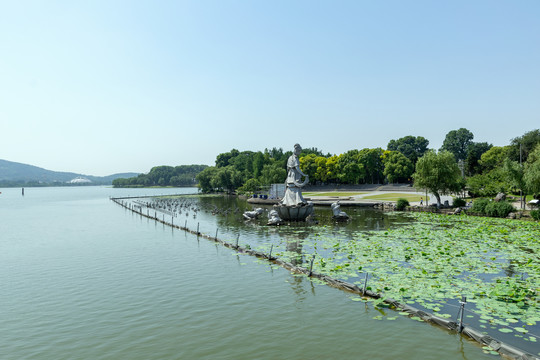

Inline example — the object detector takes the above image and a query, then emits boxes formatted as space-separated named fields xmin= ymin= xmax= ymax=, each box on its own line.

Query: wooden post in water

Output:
xmin=308 ymin=255 xmax=315 ymax=276
xmin=215 ymin=228 xmax=218 ymax=239
xmin=458 ymin=295 xmax=467 ymax=333
xmin=197 ymin=222 xmax=200 ymax=235
xmin=362 ymin=273 xmax=369 ymax=295
xmin=268 ymin=244 xmax=273 ymax=258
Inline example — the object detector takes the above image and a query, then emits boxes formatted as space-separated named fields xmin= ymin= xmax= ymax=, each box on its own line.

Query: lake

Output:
xmin=0 ymin=186 xmax=494 ymax=359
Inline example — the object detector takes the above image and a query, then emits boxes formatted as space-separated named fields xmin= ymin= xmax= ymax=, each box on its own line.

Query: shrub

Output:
xmin=453 ymin=197 xmax=466 ymax=207
xmin=485 ymin=201 xmax=515 ymax=218
xmin=531 ymin=210 xmax=540 ymax=221
xmin=396 ymin=198 xmax=410 ymax=211
xmin=237 ymin=178 xmax=261 ymax=193
xmin=471 ymin=198 xmax=490 ymax=214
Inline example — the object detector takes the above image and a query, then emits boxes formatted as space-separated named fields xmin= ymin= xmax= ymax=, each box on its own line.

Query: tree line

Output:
xmin=112 ymin=128 xmax=540 ymax=207
xmin=196 ymin=128 xmax=540 ymax=207
xmin=112 ymin=165 xmax=208 ymax=187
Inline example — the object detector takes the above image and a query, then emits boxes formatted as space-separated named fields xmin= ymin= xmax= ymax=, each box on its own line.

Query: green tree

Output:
xmin=260 ymin=162 xmax=286 ymax=185
xmin=479 ymin=146 xmax=511 ymax=172
xmin=315 ymin=156 xmax=329 ymax=183
xmin=440 ymin=128 xmax=474 ymax=161
xmin=299 ymin=154 xmax=319 ymax=183
xmin=387 ymin=135 xmax=429 ymax=165
xmin=210 ymin=166 xmax=243 ymax=193
xmin=196 ymin=167 xmax=218 ymax=193
xmin=465 ymin=142 xmax=492 ymax=176
xmin=504 ymin=158 xmax=527 ymax=208
xmin=215 ymin=149 xmax=240 ymax=168
xmin=383 ymin=151 xmax=414 ymax=183
xmin=147 ymin=165 xmax=174 ymax=185
xmin=325 ymin=155 xmax=340 ymax=183
xmin=466 ymin=168 xmax=509 ymax=197
xmin=238 ymin=178 xmax=262 ymax=193
xmin=337 ymin=150 xmax=364 ymax=184
xmin=509 ymin=129 xmax=540 ymax=162
xmin=252 ymin=152 xmax=265 ymax=178
xmin=113 ymin=165 xmax=206 ymax=187
xmin=524 ymin=144 xmax=540 ymax=196
xmin=264 ymin=147 xmax=285 ymax=161
xmin=413 ymin=150 xmax=462 ymax=207
xmin=300 ymin=147 xmax=330 ymax=157
xmin=358 ymin=148 xmax=384 ymax=183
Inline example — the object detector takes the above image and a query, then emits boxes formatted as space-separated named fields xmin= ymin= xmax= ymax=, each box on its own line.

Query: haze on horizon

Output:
xmin=1 ymin=0 xmax=538 ymax=177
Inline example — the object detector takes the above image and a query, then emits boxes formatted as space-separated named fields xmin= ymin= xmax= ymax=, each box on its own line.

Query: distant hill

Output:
xmin=0 ymin=159 xmax=139 ymax=186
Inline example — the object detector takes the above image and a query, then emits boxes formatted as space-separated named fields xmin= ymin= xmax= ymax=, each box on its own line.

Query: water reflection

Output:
xmin=289 ymin=275 xmax=308 ymax=304
xmin=281 ymin=229 xmax=307 ymax=265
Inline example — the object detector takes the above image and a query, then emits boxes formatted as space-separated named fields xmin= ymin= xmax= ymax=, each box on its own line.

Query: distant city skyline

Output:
xmin=1 ymin=1 xmax=539 ymax=176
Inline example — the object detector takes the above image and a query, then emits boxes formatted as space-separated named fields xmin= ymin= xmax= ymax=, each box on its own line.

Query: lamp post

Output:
xmin=458 ymin=159 xmax=465 ymax=198
xmin=519 ymin=143 xmax=524 ymax=209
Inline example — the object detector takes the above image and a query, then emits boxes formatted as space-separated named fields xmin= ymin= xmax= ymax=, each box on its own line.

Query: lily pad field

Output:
xmin=250 ymin=212 xmax=540 ymax=354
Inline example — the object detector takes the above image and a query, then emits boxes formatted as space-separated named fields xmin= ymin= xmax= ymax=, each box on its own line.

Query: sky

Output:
xmin=1 ymin=0 xmax=539 ymax=176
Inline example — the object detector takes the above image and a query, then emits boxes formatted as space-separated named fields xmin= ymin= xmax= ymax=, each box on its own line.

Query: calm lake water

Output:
xmin=0 ymin=186 xmax=493 ymax=359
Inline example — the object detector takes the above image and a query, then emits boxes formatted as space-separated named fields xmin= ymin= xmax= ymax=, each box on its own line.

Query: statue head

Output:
xmin=293 ymin=143 xmax=302 ymax=156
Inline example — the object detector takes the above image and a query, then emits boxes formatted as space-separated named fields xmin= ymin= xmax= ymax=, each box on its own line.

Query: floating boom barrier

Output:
xmin=111 ymin=196 xmax=539 ymax=360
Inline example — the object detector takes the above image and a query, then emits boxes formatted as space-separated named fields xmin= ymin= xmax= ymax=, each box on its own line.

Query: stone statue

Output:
xmin=331 ymin=201 xmax=350 ymax=221
xmin=274 ymin=143 xmax=314 ymax=221
xmin=243 ymin=208 xmax=263 ymax=220
xmin=267 ymin=209 xmax=283 ymax=226
xmin=280 ymin=143 xmax=309 ymax=207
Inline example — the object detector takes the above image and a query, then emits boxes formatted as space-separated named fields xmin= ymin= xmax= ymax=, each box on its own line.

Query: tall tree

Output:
xmin=315 ymin=156 xmax=329 ymax=183
xmin=383 ymin=151 xmax=414 ymax=183
xmin=413 ymin=150 xmax=462 ymax=207
xmin=252 ymin=152 xmax=265 ymax=178
xmin=210 ymin=166 xmax=243 ymax=193
xmin=215 ymin=149 xmax=240 ymax=168
xmin=337 ymin=150 xmax=364 ymax=184
xmin=509 ymin=129 xmax=540 ymax=163
xmin=465 ymin=142 xmax=492 ymax=176
xmin=524 ymin=144 xmax=540 ymax=197
xmin=479 ymin=146 xmax=511 ymax=172
xmin=466 ymin=168 xmax=509 ymax=197
xmin=196 ymin=167 xmax=218 ymax=193
xmin=260 ymin=163 xmax=286 ymax=185
xmin=504 ymin=158 xmax=527 ymax=208
xmin=440 ymin=128 xmax=474 ymax=161
xmin=387 ymin=135 xmax=429 ymax=164
xmin=299 ymin=154 xmax=318 ymax=183
xmin=358 ymin=148 xmax=384 ymax=183
xmin=325 ymin=155 xmax=340 ymax=183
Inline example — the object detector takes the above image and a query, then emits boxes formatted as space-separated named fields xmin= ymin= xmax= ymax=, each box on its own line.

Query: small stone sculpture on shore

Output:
xmin=243 ymin=208 xmax=263 ymax=220
xmin=331 ymin=201 xmax=350 ymax=221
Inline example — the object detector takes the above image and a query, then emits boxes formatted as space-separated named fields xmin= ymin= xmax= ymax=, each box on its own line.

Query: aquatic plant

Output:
xmin=262 ymin=212 xmax=540 ymax=340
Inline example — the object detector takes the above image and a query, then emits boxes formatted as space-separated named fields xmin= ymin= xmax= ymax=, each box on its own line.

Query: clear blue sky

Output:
xmin=1 ymin=0 xmax=539 ymax=176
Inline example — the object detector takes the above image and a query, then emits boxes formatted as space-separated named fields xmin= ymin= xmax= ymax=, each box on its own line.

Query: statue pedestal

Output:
xmin=274 ymin=202 xmax=314 ymax=221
